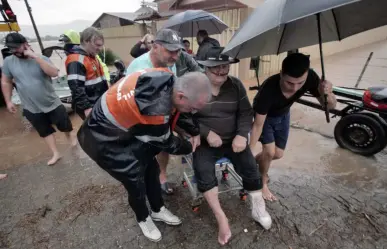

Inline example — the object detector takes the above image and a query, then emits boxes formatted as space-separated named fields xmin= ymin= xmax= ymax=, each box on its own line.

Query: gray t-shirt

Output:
xmin=2 ymin=55 xmax=62 ymax=113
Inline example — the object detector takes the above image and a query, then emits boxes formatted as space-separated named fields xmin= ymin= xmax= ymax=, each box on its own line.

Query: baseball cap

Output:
xmin=5 ymin=32 xmax=27 ymax=49
xmin=154 ymin=29 xmax=184 ymax=51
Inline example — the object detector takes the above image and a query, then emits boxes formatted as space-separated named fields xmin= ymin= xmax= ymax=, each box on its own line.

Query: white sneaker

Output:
xmin=151 ymin=206 xmax=182 ymax=225
xmin=250 ymin=191 xmax=272 ymax=230
xmin=138 ymin=216 xmax=162 ymax=242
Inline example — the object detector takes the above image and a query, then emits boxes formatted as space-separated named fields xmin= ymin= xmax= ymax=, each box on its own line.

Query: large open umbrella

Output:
xmin=162 ymin=9 xmax=228 ymax=37
xmin=222 ymin=0 xmax=387 ymax=122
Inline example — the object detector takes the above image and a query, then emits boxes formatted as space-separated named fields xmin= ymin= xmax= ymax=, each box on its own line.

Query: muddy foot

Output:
xmin=262 ymin=185 xmax=277 ymax=201
xmin=218 ymin=216 xmax=231 ymax=246
xmin=47 ymin=154 xmax=62 ymax=166
xmin=0 ymin=174 xmax=7 ymax=180
xmin=66 ymin=133 xmax=78 ymax=147
xmin=70 ymin=138 xmax=78 ymax=147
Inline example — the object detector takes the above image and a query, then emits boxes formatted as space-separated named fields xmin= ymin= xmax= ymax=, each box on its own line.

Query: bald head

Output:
xmin=172 ymin=72 xmax=212 ymax=113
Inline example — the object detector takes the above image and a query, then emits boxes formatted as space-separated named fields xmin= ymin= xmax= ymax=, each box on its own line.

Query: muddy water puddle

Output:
xmin=0 ymin=107 xmax=84 ymax=170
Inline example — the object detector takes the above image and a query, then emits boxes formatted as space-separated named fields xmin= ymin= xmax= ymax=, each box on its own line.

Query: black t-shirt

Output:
xmin=253 ymin=69 xmax=321 ymax=117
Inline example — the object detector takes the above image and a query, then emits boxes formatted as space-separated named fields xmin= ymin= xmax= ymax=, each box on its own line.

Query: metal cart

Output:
xmin=181 ymin=154 xmax=248 ymax=212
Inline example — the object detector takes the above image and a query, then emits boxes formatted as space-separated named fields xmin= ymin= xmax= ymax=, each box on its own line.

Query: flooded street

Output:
xmin=0 ymin=40 xmax=387 ymax=249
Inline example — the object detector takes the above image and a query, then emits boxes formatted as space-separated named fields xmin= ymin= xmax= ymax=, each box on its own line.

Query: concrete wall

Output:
xmin=157 ymin=7 xmax=254 ymax=80
xmin=249 ymin=26 xmax=387 ymax=80
xmin=100 ymin=24 xmax=146 ymax=66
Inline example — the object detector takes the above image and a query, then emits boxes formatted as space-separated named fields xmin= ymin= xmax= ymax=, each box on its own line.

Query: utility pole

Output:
xmin=23 ymin=0 xmax=44 ymax=51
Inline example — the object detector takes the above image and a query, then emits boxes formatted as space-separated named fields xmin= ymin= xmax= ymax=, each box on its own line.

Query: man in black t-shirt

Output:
xmin=249 ymin=53 xmax=337 ymax=201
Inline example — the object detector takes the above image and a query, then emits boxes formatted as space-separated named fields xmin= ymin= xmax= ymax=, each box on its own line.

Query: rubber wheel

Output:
xmin=334 ymin=113 xmax=387 ymax=156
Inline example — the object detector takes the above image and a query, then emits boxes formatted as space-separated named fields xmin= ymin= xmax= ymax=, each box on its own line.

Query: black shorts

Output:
xmin=23 ymin=105 xmax=73 ymax=138
xmin=192 ymin=143 xmax=262 ymax=193
xmin=260 ymin=111 xmax=290 ymax=150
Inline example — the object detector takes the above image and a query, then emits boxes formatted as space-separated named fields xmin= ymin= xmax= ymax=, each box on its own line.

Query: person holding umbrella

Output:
xmin=195 ymin=30 xmax=220 ymax=61
xmin=194 ymin=46 xmax=272 ymax=245
xmin=250 ymin=53 xmax=337 ymax=201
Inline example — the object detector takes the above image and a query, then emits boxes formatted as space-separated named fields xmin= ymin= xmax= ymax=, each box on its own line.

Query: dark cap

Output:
xmin=154 ymin=29 xmax=184 ymax=51
xmin=197 ymin=46 xmax=239 ymax=67
xmin=5 ymin=32 xmax=27 ymax=49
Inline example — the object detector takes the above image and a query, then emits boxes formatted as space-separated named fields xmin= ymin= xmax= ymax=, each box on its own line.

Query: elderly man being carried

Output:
xmin=193 ymin=47 xmax=272 ymax=245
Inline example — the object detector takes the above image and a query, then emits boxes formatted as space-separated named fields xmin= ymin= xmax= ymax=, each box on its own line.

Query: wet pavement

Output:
xmin=1 ymin=41 xmax=387 ymax=249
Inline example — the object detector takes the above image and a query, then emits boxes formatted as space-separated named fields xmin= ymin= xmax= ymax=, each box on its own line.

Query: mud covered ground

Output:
xmin=1 ymin=41 xmax=387 ymax=249
xmin=1 ymin=135 xmax=386 ymax=249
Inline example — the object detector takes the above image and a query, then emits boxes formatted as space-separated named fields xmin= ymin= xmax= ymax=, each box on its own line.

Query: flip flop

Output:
xmin=161 ymin=182 xmax=174 ymax=195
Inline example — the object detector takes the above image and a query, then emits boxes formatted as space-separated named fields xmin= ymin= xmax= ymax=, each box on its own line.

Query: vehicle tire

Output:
xmin=334 ymin=113 xmax=387 ymax=156
xmin=361 ymin=112 xmax=387 ymax=149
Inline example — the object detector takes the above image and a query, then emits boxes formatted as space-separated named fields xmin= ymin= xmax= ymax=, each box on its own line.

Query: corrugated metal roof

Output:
xmin=92 ymin=12 xmax=137 ymax=28
xmin=134 ymin=6 xmax=161 ymax=21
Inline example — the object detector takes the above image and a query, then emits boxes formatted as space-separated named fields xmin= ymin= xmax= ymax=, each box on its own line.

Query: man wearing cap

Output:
xmin=1 ymin=33 xmax=77 ymax=166
xmin=193 ymin=46 xmax=272 ymax=245
xmin=126 ymin=28 xmax=202 ymax=195
xmin=126 ymin=29 xmax=183 ymax=75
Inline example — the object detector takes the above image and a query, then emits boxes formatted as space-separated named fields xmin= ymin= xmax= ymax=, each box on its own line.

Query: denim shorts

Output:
xmin=260 ymin=111 xmax=290 ymax=150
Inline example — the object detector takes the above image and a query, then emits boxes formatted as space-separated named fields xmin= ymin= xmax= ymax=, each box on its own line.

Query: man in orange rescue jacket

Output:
xmin=65 ymin=27 xmax=109 ymax=120
xmin=77 ymin=68 xmax=211 ymax=242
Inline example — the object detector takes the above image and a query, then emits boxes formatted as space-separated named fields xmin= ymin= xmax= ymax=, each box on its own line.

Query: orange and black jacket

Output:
xmin=77 ymin=68 xmax=199 ymax=168
xmin=65 ymin=46 xmax=108 ymax=112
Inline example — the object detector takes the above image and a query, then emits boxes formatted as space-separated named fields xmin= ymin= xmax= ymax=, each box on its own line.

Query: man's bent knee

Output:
xmin=261 ymin=143 xmax=276 ymax=160
xmin=273 ymin=148 xmax=284 ymax=160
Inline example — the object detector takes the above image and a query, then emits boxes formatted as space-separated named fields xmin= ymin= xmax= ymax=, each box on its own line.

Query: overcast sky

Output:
xmin=8 ymin=0 xmax=144 ymax=25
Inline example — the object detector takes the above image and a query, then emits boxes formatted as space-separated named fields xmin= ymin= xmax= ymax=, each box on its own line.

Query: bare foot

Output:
xmin=262 ymin=185 xmax=277 ymax=201
xmin=66 ymin=133 xmax=78 ymax=147
xmin=71 ymin=138 xmax=78 ymax=147
xmin=0 ymin=174 xmax=7 ymax=180
xmin=217 ymin=216 xmax=232 ymax=246
xmin=47 ymin=153 xmax=62 ymax=166
xmin=159 ymin=172 xmax=167 ymax=185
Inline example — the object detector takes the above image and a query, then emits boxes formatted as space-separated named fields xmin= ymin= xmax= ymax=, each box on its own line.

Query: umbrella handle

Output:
xmin=317 ymin=13 xmax=330 ymax=123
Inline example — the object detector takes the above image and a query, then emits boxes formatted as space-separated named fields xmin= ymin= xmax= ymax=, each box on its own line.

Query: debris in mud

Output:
xmin=15 ymin=205 xmax=52 ymax=249
xmin=308 ymin=219 xmax=327 ymax=236
xmin=0 ymin=231 xmax=10 ymax=248
xmin=56 ymin=184 xmax=126 ymax=222
xmin=362 ymin=213 xmax=383 ymax=234
xmin=290 ymin=123 xmax=334 ymax=139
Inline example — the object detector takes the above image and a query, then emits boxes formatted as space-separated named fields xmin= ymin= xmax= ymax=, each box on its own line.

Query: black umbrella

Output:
xmin=162 ymin=9 xmax=228 ymax=37
xmin=223 ymin=0 xmax=387 ymax=123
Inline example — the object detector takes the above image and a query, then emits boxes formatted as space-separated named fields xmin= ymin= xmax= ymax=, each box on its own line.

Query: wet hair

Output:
xmin=174 ymin=72 xmax=211 ymax=102
xmin=183 ymin=39 xmax=190 ymax=44
xmin=80 ymin=27 xmax=104 ymax=44
xmin=282 ymin=53 xmax=310 ymax=78
xmin=197 ymin=30 xmax=208 ymax=37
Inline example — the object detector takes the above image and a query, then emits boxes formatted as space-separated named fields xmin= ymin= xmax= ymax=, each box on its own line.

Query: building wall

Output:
xmin=156 ymin=1 xmax=387 ymax=81
xmin=100 ymin=24 xmax=145 ymax=66
xmin=156 ymin=7 xmax=253 ymax=79
xmin=300 ymin=26 xmax=387 ymax=61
